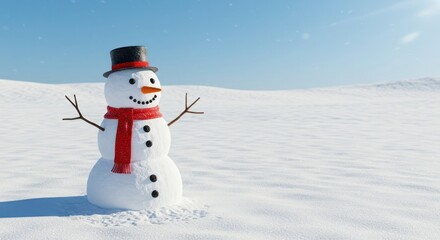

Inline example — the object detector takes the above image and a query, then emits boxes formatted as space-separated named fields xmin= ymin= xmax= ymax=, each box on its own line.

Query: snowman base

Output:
xmin=87 ymin=157 xmax=182 ymax=210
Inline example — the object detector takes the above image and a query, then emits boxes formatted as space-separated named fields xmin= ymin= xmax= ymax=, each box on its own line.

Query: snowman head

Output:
xmin=104 ymin=69 xmax=162 ymax=108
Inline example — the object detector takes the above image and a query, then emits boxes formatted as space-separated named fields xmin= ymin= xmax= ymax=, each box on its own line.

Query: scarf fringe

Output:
xmin=111 ymin=163 xmax=131 ymax=174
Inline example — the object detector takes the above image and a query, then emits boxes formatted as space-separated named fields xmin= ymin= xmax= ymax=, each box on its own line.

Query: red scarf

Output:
xmin=104 ymin=106 xmax=162 ymax=174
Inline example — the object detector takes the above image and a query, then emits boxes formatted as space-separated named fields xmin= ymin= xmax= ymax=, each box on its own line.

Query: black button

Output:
xmin=150 ymin=174 xmax=157 ymax=182
xmin=146 ymin=140 xmax=153 ymax=147
xmin=143 ymin=125 xmax=150 ymax=132
xmin=151 ymin=190 xmax=159 ymax=198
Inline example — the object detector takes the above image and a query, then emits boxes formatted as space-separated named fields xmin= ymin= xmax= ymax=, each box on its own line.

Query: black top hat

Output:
xmin=103 ymin=46 xmax=158 ymax=78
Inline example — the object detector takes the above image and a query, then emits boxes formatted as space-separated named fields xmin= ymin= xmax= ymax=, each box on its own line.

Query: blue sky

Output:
xmin=1 ymin=0 xmax=439 ymax=89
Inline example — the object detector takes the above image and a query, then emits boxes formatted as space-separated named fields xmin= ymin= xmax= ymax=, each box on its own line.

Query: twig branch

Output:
xmin=168 ymin=93 xmax=204 ymax=126
xmin=63 ymin=95 xmax=105 ymax=131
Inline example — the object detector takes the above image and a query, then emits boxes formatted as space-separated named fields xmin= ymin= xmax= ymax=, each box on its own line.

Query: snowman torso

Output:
xmin=86 ymin=68 xmax=183 ymax=210
xmin=98 ymin=118 xmax=171 ymax=161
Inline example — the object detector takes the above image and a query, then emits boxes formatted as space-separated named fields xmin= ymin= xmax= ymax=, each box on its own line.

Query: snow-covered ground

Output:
xmin=1 ymin=78 xmax=440 ymax=240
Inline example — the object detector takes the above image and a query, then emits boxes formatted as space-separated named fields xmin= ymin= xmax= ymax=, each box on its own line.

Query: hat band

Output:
xmin=112 ymin=61 xmax=149 ymax=71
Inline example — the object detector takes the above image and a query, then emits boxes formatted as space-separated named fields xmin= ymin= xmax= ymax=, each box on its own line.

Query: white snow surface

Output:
xmin=0 ymin=78 xmax=440 ymax=240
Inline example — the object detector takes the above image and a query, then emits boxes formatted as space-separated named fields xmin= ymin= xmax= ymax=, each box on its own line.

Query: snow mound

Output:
xmin=73 ymin=197 xmax=208 ymax=226
xmin=350 ymin=78 xmax=440 ymax=91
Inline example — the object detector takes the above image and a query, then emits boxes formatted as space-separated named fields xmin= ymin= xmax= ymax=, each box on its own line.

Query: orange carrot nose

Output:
xmin=141 ymin=86 xmax=161 ymax=94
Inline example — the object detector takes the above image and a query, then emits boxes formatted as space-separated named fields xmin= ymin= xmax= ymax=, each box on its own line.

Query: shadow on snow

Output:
xmin=0 ymin=196 xmax=121 ymax=218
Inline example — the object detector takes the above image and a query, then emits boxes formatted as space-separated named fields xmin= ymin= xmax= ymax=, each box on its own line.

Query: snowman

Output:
xmin=63 ymin=46 xmax=203 ymax=210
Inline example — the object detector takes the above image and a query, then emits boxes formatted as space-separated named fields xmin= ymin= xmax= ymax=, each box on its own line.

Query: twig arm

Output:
xmin=168 ymin=93 xmax=204 ymax=126
xmin=63 ymin=95 xmax=105 ymax=131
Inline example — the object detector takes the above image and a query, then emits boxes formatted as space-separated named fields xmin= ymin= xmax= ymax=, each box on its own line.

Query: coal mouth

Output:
xmin=128 ymin=94 xmax=157 ymax=105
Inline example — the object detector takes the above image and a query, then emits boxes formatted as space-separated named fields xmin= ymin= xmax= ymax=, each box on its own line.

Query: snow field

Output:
xmin=0 ymin=78 xmax=439 ymax=239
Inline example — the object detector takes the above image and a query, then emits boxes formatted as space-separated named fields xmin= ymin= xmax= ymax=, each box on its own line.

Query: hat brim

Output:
xmin=103 ymin=66 xmax=159 ymax=78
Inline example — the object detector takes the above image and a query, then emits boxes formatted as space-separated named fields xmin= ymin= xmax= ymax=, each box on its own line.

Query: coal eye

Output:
xmin=129 ymin=78 xmax=136 ymax=84
xmin=150 ymin=78 xmax=155 ymax=84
